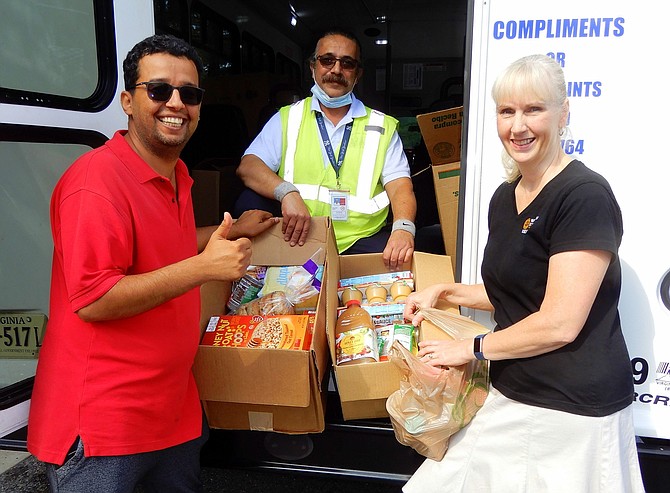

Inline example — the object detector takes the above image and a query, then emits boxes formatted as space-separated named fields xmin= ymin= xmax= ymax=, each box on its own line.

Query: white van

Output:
xmin=1 ymin=0 xmax=667 ymax=489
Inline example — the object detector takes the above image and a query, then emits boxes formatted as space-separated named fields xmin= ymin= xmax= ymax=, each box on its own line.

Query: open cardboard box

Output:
xmin=193 ymin=217 xmax=337 ymax=433
xmin=326 ymin=251 xmax=457 ymax=421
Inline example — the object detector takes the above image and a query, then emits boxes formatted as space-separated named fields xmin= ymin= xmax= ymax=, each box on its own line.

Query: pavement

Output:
xmin=0 ymin=451 xmax=404 ymax=493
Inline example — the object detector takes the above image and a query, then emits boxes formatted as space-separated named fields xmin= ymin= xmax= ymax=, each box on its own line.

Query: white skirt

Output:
xmin=402 ymin=386 xmax=645 ymax=493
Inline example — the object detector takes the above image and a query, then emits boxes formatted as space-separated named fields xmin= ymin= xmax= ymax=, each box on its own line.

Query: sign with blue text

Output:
xmin=464 ymin=1 xmax=670 ymax=439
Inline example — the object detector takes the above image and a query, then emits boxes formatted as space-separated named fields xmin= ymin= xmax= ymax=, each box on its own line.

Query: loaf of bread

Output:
xmin=234 ymin=291 xmax=295 ymax=316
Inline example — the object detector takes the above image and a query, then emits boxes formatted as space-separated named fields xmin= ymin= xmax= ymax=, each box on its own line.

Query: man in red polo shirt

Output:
xmin=27 ymin=34 xmax=277 ymax=493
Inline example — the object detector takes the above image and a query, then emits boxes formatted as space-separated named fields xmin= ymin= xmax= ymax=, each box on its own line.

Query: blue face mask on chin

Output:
xmin=310 ymin=83 xmax=353 ymax=109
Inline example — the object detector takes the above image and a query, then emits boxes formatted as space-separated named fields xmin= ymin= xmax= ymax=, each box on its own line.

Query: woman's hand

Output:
xmin=417 ymin=338 xmax=473 ymax=367
xmin=403 ymin=283 xmax=451 ymax=325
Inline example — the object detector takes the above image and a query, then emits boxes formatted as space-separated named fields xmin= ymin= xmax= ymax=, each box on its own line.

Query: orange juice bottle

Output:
xmin=334 ymin=299 xmax=378 ymax=365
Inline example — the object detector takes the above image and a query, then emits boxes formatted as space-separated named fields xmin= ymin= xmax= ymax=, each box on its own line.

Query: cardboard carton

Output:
xmin=193 ymin=217 xmax=337 ymax=433
xmin=432 ymin=162 xmax=460 ymax=262
xmin=416 ymin=106 xmax=463 ymax=165
xmin=326 ymin=252 xmax=457 ymax=420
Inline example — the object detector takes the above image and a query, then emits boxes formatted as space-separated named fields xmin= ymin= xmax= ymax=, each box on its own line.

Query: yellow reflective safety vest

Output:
xmin=278 ymin=97 xmax=398 ymax=252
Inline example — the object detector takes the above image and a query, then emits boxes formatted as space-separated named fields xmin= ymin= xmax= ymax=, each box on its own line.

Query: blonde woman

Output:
xmin=402 ymin=54 xmax=645 ymax=492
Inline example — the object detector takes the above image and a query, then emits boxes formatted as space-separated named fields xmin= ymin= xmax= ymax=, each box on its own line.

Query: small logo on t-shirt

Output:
xmin=521 ymin=216 xmax=539 ymax=234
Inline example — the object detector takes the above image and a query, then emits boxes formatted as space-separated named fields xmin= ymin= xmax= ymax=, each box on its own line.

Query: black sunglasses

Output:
xmin=315 ymin=55 xmax=360 ymax=71
xmin=132 ymin=81 xmax=205 ymax=105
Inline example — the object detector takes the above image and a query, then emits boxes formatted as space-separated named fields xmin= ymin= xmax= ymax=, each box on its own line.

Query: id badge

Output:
xmin=329 ymin=189 xmax=350 ymax=221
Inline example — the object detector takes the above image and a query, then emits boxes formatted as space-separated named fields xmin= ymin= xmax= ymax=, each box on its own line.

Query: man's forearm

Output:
xmin=237 ymin=154 xmax=285 ymax=199
xmin=386 ymin=177 xmax=417 ymax=222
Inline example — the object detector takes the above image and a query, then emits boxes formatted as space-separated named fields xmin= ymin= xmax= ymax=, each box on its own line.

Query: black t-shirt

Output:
xmin=481 ymin=160 xmax=633 ymax=416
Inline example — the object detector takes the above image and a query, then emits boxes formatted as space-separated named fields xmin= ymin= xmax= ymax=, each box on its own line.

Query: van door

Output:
xmin=0 ymin=0 xmax=154 ymax=446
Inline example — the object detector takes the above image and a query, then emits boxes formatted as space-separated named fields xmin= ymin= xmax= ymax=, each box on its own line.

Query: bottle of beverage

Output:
xmin=334 ymin=299 xmax=379 ymax=366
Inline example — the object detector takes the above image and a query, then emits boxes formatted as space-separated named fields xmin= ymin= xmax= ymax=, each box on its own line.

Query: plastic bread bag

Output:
xmin=233 ymin=290 xmax=295 ymax=316
xmin=417 ymin=307 xmax=491 ymax=339
xmin=227 ymin=270 xmax=266 ymax=313
xmin=232 ymin=249 xmax=325 ymax=316
xmin=385 ymin=313 xmax=490 ymax=461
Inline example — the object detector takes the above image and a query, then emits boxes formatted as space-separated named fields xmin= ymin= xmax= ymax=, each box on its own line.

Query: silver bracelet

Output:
xmin=391 ymin=219 xmax=416 ymax=237
xmin=273 ymin=181 xmax=299 ymax=202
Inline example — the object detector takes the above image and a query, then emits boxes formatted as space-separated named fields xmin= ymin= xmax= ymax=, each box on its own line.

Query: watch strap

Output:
xmin=474 ymin=333 xmax=487 ymax=361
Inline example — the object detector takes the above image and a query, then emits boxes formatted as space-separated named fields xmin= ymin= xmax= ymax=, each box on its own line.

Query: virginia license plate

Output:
xmin=0 ymin=312 xmax=47 ymax=359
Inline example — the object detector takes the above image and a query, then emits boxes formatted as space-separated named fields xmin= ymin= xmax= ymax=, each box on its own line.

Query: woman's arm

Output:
xmin=416 ymin=249 xmax=612 ymax=367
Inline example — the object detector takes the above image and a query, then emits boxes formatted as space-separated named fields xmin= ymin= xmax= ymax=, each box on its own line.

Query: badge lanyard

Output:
xmin=315 ymin=112 xmax=353 ymax=183
xmin=316 ymin=112 xmax=353 ymax=221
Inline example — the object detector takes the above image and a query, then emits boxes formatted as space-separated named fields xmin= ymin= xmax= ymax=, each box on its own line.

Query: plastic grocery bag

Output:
xmin=385 ymin=309 xmax=490 ymax=461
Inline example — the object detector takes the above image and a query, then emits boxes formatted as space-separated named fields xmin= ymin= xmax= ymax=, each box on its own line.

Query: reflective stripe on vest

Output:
xmin=294 ymin=183 xmax=390 ymax=214
xmin=283 ymin=99 xmax=304 ymax=183
xmin=284 ymin=102 xmax=389 ymax=215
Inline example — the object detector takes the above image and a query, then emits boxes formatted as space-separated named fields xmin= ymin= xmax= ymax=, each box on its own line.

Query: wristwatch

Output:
xmin=473 ymin=333 xmax=487 ymax=361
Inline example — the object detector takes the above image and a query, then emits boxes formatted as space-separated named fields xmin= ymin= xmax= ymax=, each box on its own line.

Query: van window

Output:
xmin=0 ymin=126 xmax=105 ymax=314
xmin=0 ymin=0 xmax=116 ymax=111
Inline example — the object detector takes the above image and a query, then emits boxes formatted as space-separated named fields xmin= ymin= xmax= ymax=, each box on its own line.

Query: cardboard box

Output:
xmin=432 ymin=162 xmax=460 ymax=262
xmin=416 ymin=106 xmax=463 ymax=165
xmin=193 ymin=217 xmax=337 ymax=433
xmin=326 ymin=252 xmax=457 ymax=421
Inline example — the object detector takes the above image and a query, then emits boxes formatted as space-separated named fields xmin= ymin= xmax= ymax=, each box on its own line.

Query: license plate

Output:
xmin=0 ymin=312 xmax=47 ymax=359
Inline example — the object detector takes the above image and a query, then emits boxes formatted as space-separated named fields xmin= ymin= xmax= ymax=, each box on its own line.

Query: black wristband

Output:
xmin=473 ymin=333 xmax=487 ymax=361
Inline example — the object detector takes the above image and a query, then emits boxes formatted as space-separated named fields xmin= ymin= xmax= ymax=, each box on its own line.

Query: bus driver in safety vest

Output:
xmin=236 ymin=27 xmax=417 ymax=270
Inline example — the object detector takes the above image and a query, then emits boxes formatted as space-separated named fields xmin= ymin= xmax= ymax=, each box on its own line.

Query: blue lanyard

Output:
xmin=315 ymin=112 xmax=353 ymax=177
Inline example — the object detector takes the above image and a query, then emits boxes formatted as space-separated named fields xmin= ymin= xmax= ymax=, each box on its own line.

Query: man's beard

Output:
xmin=144 ymin=128 xmax=190 ymax=159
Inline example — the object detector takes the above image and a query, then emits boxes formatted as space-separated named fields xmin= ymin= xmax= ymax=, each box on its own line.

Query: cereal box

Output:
xmin=201 ymin=314 xmax=313 ymax=350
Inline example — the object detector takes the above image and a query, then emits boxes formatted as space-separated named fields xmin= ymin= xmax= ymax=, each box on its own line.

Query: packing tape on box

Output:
xmin=248 ymin=411 xmax=274 ymax=431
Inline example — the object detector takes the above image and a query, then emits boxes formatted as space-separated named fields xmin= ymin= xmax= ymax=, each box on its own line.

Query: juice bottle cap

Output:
xmin=345 ymin=299 xmax=362 ymax=308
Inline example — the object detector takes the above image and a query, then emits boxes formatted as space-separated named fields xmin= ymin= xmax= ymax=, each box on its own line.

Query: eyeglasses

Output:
xmin=315 ymin=55 xmax=360 ymax=71
xmin=131 ymin=81 xmax=205 ymax=105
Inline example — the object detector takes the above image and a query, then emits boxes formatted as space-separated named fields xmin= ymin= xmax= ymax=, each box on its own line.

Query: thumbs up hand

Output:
xmin=201 ymin=212 xmax=252 ymax=281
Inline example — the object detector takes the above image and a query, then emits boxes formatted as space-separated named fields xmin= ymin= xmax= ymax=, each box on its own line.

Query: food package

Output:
xmin=377 ymin=323 xmax=416 ymax=361
xmin=226 ymin=267 xmax=267 ymax=313
xmin=338 ymin=271 xmax=413 ymax=304
xmin=234 ymin=291 xmax=295 ymax=316
xmin=201 ymin=313 xmax=315 ymax=350
xmin=231 ymin=250 xmax=324 ymax=316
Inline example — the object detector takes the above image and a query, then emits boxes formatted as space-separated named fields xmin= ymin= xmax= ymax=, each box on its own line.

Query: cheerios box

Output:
xmin=327 ymin=251 xmax=457 ymax=421
xmin=193 ymin=217 xmax=336 ymax=433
